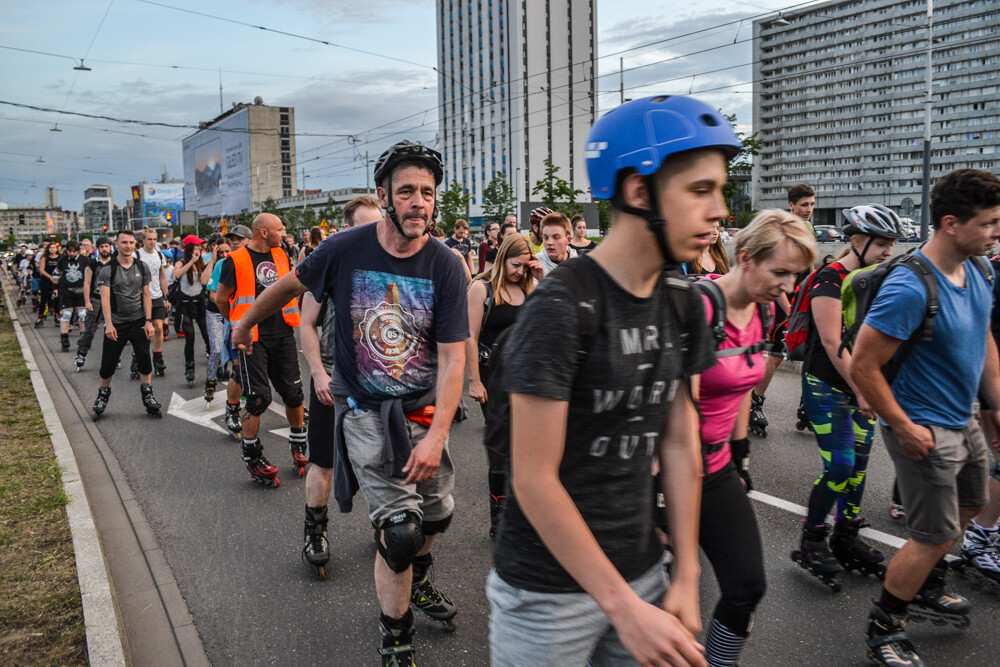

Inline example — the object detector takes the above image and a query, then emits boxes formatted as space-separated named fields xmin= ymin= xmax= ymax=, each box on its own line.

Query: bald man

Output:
xmin=215 ymin=213 xmax=306 ymax=487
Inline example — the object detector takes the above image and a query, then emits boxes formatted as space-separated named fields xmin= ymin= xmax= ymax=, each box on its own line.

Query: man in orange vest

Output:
xmin=215 ymin=213 xmax=304 ymax=487
xmin=232 ymin=141 xmax=468 ymax=666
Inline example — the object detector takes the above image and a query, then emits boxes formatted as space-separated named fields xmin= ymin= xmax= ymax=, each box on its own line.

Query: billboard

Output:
xmin=142 ymin=183 xmax=185 ymax=225
xmin=182 ymin=107 xmax=252 ymax=217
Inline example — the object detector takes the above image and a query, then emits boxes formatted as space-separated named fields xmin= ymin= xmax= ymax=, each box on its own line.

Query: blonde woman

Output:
xmin=465 ymin=233 xmax=536 ymax=537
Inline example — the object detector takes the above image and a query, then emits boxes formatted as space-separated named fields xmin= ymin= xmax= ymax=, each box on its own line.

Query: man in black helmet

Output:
xmin=231 ymin=140 xmax=468 ymax=667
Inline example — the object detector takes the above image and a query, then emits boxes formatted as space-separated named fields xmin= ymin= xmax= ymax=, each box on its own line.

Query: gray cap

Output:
xmin=95 ymin=236 xmax=112 ymax=246
xmin=226 ymin=224 xmax=252 ymax=239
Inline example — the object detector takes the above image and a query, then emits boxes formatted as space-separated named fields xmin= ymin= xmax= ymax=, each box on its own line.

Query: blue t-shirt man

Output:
xmin=865 ymin=249 xmax=994 ymax=429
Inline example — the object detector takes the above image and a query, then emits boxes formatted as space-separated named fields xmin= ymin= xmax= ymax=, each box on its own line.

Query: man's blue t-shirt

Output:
xmin=294 ymin=223 xmax=470 ymax=402
xmin=865 ymin=250 xmax=994 ymax=429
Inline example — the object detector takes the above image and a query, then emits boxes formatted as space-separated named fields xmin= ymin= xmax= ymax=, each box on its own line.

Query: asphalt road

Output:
xmin=25 ymin=308 xmax=1000 ymax=666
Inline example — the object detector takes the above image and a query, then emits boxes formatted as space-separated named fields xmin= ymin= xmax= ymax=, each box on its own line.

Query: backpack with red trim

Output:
xmin=784 ymin=261 xmax=848 ymax=361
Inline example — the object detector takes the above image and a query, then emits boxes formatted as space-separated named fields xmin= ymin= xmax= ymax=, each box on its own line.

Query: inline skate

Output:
xmin=74 ymin=352 xmax=86 ymax=372
xmin=749 ymin=392 xmax=768 ymax=437
xmin=795 ymin=399 xmax=811 ymax=432
xmin=92 ymin=386 xmax=111 ymax=420
xmin=242 ymin=440 xmax=279 ymax=488
xmin=379 ymin=611 xmax=416 ymax=667
xmin=866 ymin=604 xmax=923 ymax=667
xmin=830 ymin=518 xmax=885 ymax=579
xmin=140 ymin=383 xmax=162 ymax=418
xmin=302 ymin=505 xmax=329 ymax=580
xmin=224 ymin=402 xmax=242 ymax=441
xmin=289 ymin=427 xmax=308 ymax=477
xmin=60 ymin=332 xmax=70 ymax=352
xmin=129 ymin=352 xmax=140 ymax=380
xmin=908 ymin=564 xmax=971 ymax=629
xmin=791 ymin=522 xmax=842 ymax=592
xmin=203 ymin=379 xmax=216 ymax=409
xmin=950 ymin=522 xmax=1000 ymax=595
xmin=410 ymin=553 xmax=457 ymax=630
xmin=184 ymin=361 xmax=195 ymax=388
xmin=153 ymin=351 xmax=166 ymax=377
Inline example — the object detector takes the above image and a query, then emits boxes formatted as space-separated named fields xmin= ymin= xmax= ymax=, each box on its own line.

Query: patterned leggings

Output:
xmin=205 ymin=311 xmax=225 ymax=381
xmin=802 ymin=372 xmax=876 ymax=525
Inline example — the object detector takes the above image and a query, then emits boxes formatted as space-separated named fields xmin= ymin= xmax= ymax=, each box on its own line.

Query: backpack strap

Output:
xmin=970 ymin=254 xmax=994 ymax=287
xmin=691 ymin=277 xmax=773 ymax=363
xmin=480 ymin=279 xmax=494 ymax=332
xmin=559 ymin=258 xmax=603 ymax=362
xmin=898 ymin=254 xmax=939 ymax=344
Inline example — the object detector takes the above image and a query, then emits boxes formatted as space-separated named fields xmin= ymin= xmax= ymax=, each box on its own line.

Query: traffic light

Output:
xmin=165 ymin=211 xmax=173 ymax=223
xmin=102 ymin=225 xmax=108 ymax=231
xmin=728 ymin=215 xmax=735 ymax=225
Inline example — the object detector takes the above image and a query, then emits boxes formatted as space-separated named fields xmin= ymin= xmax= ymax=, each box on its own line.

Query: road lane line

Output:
xmin=749 ymin=490 xmax=907 ymax=550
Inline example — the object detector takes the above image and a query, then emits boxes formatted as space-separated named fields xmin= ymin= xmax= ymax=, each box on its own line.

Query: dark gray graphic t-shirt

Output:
xmin=494 ymin=257 xmax=715 ymax=592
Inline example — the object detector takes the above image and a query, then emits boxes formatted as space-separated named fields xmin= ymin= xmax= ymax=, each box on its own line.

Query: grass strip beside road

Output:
xmin=0 ymin=307 xmax=86 ymax=664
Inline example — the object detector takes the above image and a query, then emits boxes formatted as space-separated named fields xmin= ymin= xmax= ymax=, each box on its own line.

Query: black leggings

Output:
xmin=700 ymin=461 xmax=767 ymax=637
xmin=99 ymin=318 xmax=151 ymax=379
xmin=38 ymin=279 xmax=55 ymax=317
xmin=179 ymin=294 xmax=209 ymax=364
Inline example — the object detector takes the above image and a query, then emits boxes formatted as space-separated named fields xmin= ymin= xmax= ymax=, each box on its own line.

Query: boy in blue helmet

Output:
xmin=487 ymin=95 xmax=740 ymax=666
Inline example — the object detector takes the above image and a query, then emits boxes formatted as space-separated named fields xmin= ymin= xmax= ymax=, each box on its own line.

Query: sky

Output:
xmin=0 ymin=0 xmax=826 ymax=211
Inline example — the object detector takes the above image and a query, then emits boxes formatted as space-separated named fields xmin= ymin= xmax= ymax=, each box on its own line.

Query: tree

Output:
xmin=437 ymin=180 xmax=471 ymax=234
xmin=721 ymin=111 xmax=762 ymax=222
xmin=481 ymin=172 xmax=517 ymax=225
xmin=596 ymin=199 xmax=611 ymax=236
xmin=531 ymin=159 xmax=585 ymax=217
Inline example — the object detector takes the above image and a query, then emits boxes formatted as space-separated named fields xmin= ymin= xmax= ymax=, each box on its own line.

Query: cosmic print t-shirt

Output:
xmin=295 ymin=223 xmax=470 ymax=402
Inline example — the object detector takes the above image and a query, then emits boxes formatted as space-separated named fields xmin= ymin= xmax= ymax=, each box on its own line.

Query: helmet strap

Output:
xmin=852 ymin=236 xmax=875 ymax=267
xmin=614 ymin=175 xmax=678 ymax=268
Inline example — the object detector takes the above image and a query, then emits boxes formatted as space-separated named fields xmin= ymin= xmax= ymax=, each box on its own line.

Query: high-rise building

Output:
xmin=752 ymin=0 xmax=999 ymax=226
xmin=83 ymin=185 xmax=113 ymax=232
xmin=182 ymin=98 xmax=296 ymax=219
xmin=44 ymin=187 xmax=58 ymax=209
xmin=436 ymin=0 xmax=597 ymax=224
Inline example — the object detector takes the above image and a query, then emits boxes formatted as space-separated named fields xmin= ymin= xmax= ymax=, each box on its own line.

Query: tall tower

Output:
xmin=436 ymin=0 xmax=597 ymax=224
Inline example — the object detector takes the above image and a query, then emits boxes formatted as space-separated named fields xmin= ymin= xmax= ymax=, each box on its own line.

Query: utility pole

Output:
xmin=219 ymin=67 xmax=224 ymax=116
xmin=920 ymin=0 xmax=934 ymax=242
xmin=620 ymin=58 xmax=624 ymax=105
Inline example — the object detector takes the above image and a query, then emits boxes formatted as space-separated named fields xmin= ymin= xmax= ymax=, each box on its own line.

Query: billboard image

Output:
xmin=182 ymin=107 xmax=252 ymax=217
xmin=143 ymin=183 xmax=185 ymax=225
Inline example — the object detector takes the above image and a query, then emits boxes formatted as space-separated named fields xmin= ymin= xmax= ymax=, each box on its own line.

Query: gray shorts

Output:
xmin=487 ymin=559 xmax=667 ymax=667
xmin=342 ymin=407 xmax=455 ymax=527
xmin=881 ymin=419 xmax=990 ymax=544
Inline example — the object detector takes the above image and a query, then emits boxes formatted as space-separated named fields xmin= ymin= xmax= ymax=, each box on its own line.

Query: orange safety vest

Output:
xmin=228 ymin=246 xmax=300 ymax=341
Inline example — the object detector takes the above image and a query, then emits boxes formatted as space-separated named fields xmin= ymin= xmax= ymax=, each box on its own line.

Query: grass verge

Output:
xmin=0 ymin=304 xmax=86 ymax=664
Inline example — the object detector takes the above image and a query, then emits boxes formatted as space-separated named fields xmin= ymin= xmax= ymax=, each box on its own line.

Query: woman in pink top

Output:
xmin=692 ymin=210 xmax=817 ymax=666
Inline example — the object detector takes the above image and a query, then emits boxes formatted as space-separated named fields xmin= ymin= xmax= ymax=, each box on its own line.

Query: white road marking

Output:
xmin=749 ymin=490 xmax=907 ymax=550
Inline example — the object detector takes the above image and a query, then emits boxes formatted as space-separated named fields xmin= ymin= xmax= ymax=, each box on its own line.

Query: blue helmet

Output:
xmin=586 ymin=95 xmax=742 ymax=201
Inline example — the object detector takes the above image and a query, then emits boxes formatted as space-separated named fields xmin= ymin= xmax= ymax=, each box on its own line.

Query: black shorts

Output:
xmin=60 ymin=290 xmax=86 ymax=311
xmin=239 ymin=334 xmax=304 ymax=407
xmin=150 ymin=297 xmax=166 ymax=321
xmin=306 ymin=379 xmax=337 ymax=469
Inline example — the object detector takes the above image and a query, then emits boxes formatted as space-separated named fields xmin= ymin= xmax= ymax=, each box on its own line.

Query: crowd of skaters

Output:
xmin=5 ymin=93 xmax=1000 ymax=667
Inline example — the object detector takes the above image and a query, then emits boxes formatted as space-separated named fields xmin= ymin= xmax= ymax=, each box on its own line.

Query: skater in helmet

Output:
xmin=794 ymin=203 xmax=906 ymax=587
xmin=92 ymin=230 xmax=161 ymax=419
xmin=231 ymin=141 xmax=467 ymax=666
xmin=851 ymin=169 xmax=1000 ymax=666
xmin=690 ymin=210 xmax=816 ymax=665
xmin=487 ymin=95 xmax=738 ymax=666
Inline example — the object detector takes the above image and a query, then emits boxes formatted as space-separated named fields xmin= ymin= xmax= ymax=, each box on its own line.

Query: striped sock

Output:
xmin=704 ymin=617 xmax=747 ymax=667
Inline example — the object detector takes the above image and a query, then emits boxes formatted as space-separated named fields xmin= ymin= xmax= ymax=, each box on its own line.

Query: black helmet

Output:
xmin=841 ymin=204 xmax=906 ymax=240
xmin=373 ymin=140 xmax=444 ymax=190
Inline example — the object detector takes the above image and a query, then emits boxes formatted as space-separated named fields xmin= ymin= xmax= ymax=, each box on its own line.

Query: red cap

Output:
xmin=182 ymin=234 xmax=205 ymax=247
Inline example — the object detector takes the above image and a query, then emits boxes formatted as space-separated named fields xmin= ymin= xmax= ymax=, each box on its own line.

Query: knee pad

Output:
xmin=376 ymin=511 xmax=425 ymax=573
xmin=244 ymin=393 xmax=271 ymax=416
xmin=990 ymin=460 xmax=1000 ymax=484
xmin=422 ymin=514 xmax=453 ymax=536
xmin=60 ymin=308 xmax=73 ymax=323
xmin=76 ymin=307 xmax=88 ymax=321
xmin=279 ymin=385 xmax=304 ymax=410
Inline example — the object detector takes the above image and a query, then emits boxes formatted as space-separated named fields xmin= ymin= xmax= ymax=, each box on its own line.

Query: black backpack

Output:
xmin=482 ymin=257 xmax=699 ymax=470
xmin=690 ymin=277 xmax=773 ymax=364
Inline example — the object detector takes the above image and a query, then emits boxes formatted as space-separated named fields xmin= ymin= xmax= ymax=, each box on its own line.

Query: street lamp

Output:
xmin=919 ymin=1 xmax=934 ymax=242
xmin=73 ymin=59 xmax=91 ymax=71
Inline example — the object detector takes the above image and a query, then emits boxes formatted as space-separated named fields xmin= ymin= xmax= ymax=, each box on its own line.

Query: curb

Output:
xmin=2 ymin=288 xmax=126 ymax=666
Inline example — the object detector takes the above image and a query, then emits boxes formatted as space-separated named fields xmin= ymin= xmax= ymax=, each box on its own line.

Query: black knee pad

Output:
xmin=279 ymin=385 xmax=304 ymax=410
xmin=376 ymin=511 xmax=425 ymax=573
xmin=245 ymin=393 xmax=271 ymax=416
xmin=422 ymin=514 xmax=453 ymax=536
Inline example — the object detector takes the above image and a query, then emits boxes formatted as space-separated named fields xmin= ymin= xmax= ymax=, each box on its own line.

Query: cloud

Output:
xmin=257 ymin=0 xmax=434 ymax=25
